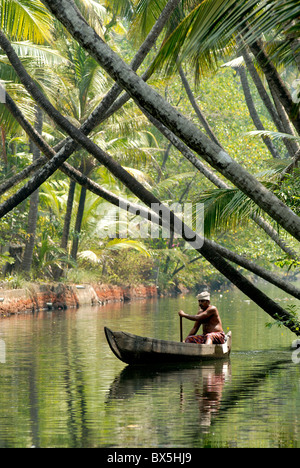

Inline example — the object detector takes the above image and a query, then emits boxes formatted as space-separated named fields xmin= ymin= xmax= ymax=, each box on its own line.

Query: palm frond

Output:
xmin=194 ymin=187 xmax=260 ymax=236
xmin=122 ymin=166 xmax=154 ymax=189
xmin=0 ymin=0 xmax=53 ymax=44
xmin=150 ymin=0 xmax=260 ymax=79
xmin=10 ymin=41 xmax=69 ymax=66
xmin=153 ymin=171 xmax=196 ymax=196
xmin=128 ymin=0 xmax=170 ymax=43
xmin=245 ymin=130 xmax=300 ymax=143
xmin=74 ymin=0 xmax=107 ymax=37
xmin=105 ymin=238 xmax=151 ymax=256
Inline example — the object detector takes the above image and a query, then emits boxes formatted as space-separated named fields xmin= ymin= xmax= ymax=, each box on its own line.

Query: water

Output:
xmin=0 ymin=283 xmax=299 ymax=448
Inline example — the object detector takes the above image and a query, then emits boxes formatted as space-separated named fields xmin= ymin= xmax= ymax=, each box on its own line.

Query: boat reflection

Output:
xmin=106 ymin=360 xmax=231 ymax=429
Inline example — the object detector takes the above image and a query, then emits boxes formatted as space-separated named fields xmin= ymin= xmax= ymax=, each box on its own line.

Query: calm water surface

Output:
xmin=0 ymin=283 xmax=299 ymax=448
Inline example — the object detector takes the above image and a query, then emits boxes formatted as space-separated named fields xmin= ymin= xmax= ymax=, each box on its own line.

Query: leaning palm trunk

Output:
xmin=248 ymin=39 xmax=300 ymax=135
xmin=239 ymin=38 xmax=300 ymax=158
xmin=164 ymin=67 xmax=298 ymax=259
xmin=234 ymin=64 xmax=281 ymax=159
xmin=36 ymin=1 xmax=300 ymax=242
xmin=21 ymin=106 xmax=43 ymax=273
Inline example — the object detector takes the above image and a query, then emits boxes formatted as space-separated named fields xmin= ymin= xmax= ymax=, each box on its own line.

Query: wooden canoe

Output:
xmin=104 ymin=327 xmax=232 ymax=365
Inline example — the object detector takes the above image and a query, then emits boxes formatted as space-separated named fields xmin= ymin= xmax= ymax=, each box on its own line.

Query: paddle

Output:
xmin=180 ymin=316 xmax=183 ymax=342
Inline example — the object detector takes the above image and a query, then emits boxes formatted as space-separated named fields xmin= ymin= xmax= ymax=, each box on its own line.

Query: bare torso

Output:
xmin=178 ymin=304 xmax=224 ymax=341
xmin=197 ymin=305 xmax=223 ymax=334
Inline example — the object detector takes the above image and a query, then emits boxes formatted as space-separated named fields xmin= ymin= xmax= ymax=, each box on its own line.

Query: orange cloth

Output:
xmin=185 ymin=332 xmax=225 ymax=344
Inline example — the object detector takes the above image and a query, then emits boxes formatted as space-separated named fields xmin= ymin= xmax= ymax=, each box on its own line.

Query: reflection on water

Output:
xmin=0 ymin=284 xmax=299 ymax=447
xmin=107 ymin=361 xmax=231 ymax=433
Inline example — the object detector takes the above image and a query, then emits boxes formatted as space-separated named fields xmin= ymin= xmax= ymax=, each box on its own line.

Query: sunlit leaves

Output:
xmin=0 ymin=0 xmax=53 ymax=44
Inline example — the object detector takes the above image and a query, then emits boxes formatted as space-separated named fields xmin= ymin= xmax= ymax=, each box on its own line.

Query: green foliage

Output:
xmin=0 ymin=0 xmax=53 ymax=44
xmin=265 ymin=304 xmax=300 ymax=332
xmin=72 ymin=247 xmax=155 ymax=286
xmin=275 ymin=170 xmax=300 ymax=217
xmin=0 ymin=252 xmax=14 ymax=269
xmin=0 ymin=0 xmax=299 ymax=300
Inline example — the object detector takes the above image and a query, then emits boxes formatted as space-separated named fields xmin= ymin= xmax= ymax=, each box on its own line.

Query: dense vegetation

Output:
xmin=0 ymin=0 xmax=299 ymax=312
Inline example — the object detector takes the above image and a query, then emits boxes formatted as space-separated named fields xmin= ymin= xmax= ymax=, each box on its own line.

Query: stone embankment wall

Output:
xmin=0 ymin=283 xmax=157 ymax=317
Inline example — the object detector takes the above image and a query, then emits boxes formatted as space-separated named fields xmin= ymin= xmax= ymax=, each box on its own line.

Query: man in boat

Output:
xmin=178 ymin=291 xmax=225 ymax=345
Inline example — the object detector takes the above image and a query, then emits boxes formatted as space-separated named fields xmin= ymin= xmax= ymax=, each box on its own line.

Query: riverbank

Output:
xmin=0 ymin=282 xmax=158 ymax=317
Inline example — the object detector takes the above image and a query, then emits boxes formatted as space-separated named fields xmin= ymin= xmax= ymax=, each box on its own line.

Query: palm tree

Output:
xmin=0 ymin=43 xmax=67 ymax=274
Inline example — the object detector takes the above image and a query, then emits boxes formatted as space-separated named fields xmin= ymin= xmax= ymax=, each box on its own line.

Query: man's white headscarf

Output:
xmin=197 ymin=291 xmax=210 ymax=301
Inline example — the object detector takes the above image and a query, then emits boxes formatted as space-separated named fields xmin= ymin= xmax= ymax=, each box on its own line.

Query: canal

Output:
xmin=0 ymin=282 xmax=299 ymax=448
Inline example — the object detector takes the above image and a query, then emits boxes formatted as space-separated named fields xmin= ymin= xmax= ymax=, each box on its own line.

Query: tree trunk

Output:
xmin=0 ymin=155 xmax=46 ymax=197
xmin=21 ymin=106 xmax=43 ymax=273
xmin=61 ymin=179 xmax=76 ymax=250
xmin=53 ymin=178 xmax=76 ymax=280
xmin=234 ymin=65 xmax=281 ymax=159
xmin=178 ymin=65 xmax=224 ymax=148
xmin=288 ymin=34 xmax=300 ymax=71
xmin=70 ymin=185 xmax=87 ymax=261
xmin=269 ymin=83 xmax=299 ymax=143
xmin=248 ymin=39 xmax=300 ymax=135
xmin=240 ymin=40 xmax=300 ymax=158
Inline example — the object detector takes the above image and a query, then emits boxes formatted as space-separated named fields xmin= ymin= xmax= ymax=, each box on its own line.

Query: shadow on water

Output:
xmin=213 ymin=351 xmax=293 ymax=423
